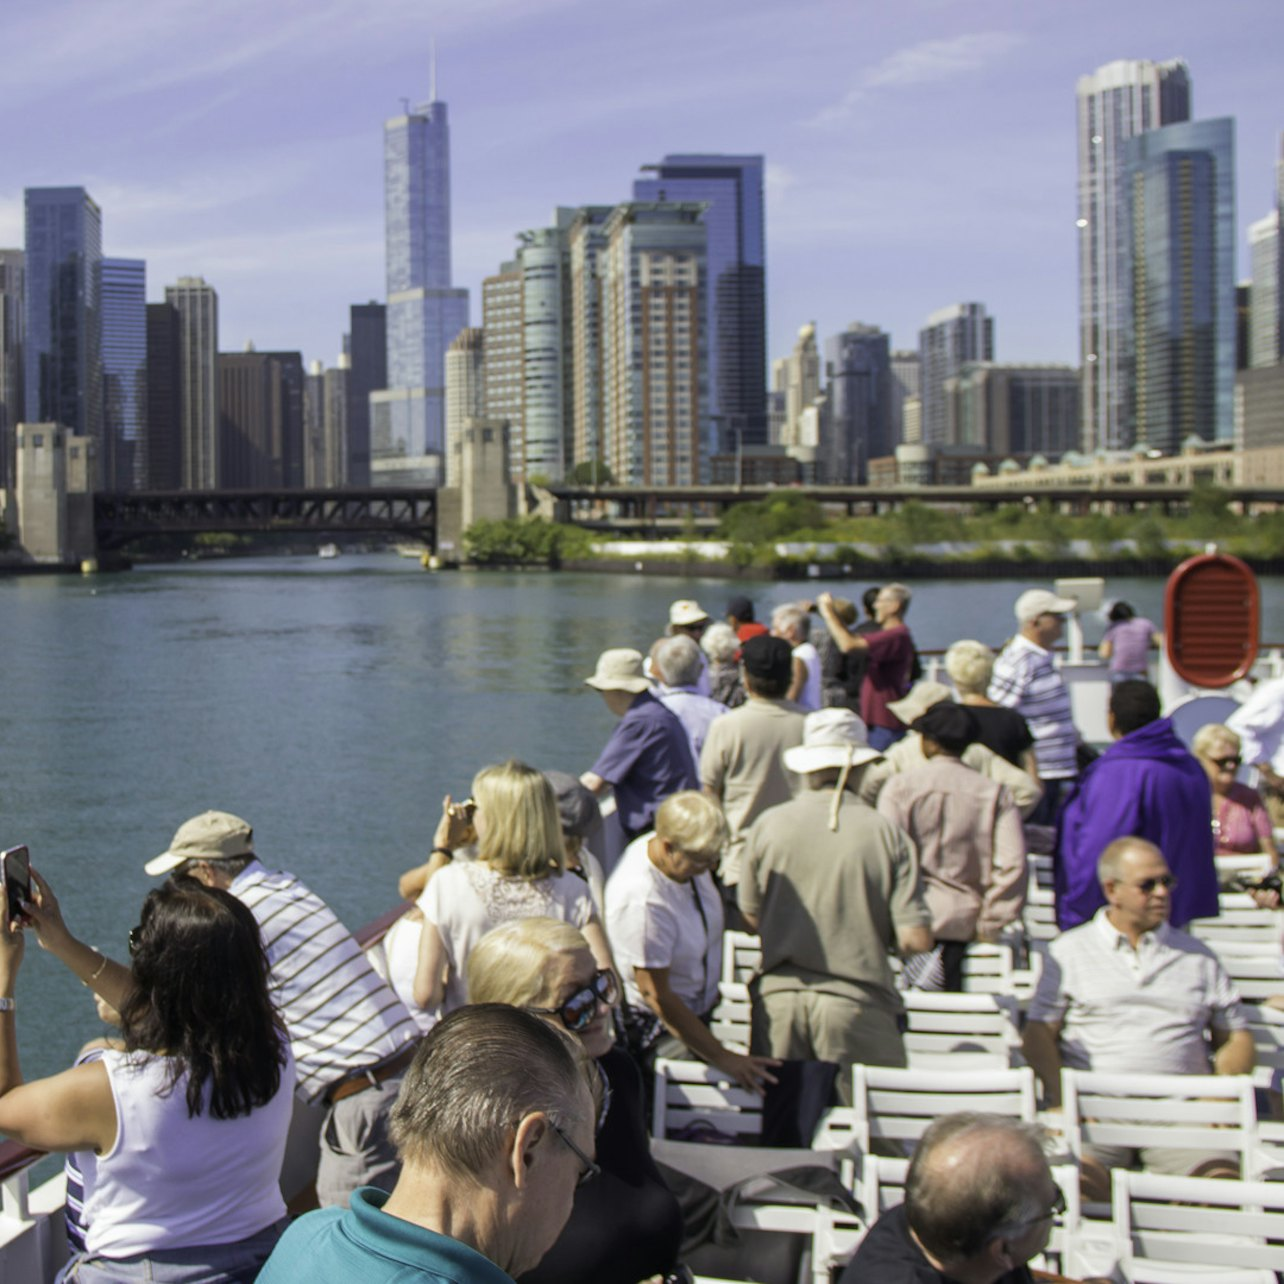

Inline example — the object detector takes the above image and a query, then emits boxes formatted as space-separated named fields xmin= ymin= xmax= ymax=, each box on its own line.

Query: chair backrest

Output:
xmin=809 ymin=1206 xmax=866 ymax=1284
xmin=1023 ymin=856 xmax=1059 ymax=943
xmin=958 ymin=942 xmax=1016 ymax=994
xmin=708 ymin=980 xmax=751 ymax=1052
xmin=721 ymin=930 xmax=762 ymax=985
xmin=1062 ymin=1069 xmax=1258 ymax=1164
xmin=1241 ymin=1003 xmax=1284 ymax=1081
xmin=652 ymin=1058 xmax=763 ymax=1141
xmin=1113 ymin=1169 xmax=1284 ymax=1281
xmin=901 ymin=991 xmax=1022 ymax=1069
xmin=851 ymin=1064 xmax=1038 ymax=1153
xmin=1191 ymin=892 xmax=1282 ymax=947
xmin=1207 ymin=949 xmax=1284 ymax=1003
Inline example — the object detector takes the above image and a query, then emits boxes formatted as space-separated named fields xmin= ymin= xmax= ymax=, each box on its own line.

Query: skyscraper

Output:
xmin=374 ymin=83 xmax=469 ymax=484
xmin=918 ymin=303 xmax=994 ymax=445
xmin=0 ymin=250 xmax=23 ymax=489
xmin=144 ymin=302 xmax=182 ymax=489
xmin=944 ymin=363 xmax=1081 ymax=456
xmin=346 ymin=302 xmax=385 ymax=486
xmin=444 ymin=327 xmax=483 ymax=485
xmin=481 ymin=262 xmax=523 ymax=476
xmin=601 ymin=203 xmax=707 ymax=485
xmin=164 ymin=276 xmax=219 ymax=489
xmin=775 ymin=324 xmax=820 ymax=450
xmin=568 ymin=207 xmax=613 ymax=480
xmin=824 ymin=323 xmax=891 ymax=482
xmin=217 ymin=347 xmax=304 ymax=488
xmin=1249 ymin=210 xmax=1281 ymax=369
xmin=100 ymin=258 xmax=146 ymax=490
xmin=323 ymin=357 xmax=349 ymax=489
xmin=889 ymin=350 xmax=920 ymax=448
xmin=1124 ymin=117 xmax=1236 ymax=451
xmin=1076 ymin=58 xmax=1191 ymax=450
xmin=633 ymin=155 xmax=766 ymax=452
xmin=23 ymin=187 xmax=103 ymax=461
xmin=304 ymin=360 xmax=326 ymax=486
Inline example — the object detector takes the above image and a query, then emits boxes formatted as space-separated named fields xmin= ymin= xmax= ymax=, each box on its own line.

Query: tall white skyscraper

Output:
xmin=918 ymin=303 xmax=993 ymax=446
xmin=1076 ymin=57 xmax=1191 ymax=451
xmin=164 ymin=276 xmax=219 ymax=489
xmin=373 ymin=71 xmax=469 ymax=485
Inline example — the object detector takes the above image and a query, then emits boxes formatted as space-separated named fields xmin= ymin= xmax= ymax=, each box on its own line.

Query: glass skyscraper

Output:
xmin=377 ymin=92 xmax=468 ymax=484
xmin=1076 ymin=59 xmax=1191 ymax=451
xmin=100 ymin=257 xmax=147 ymax=490
xmin=23 ymin=187 xmax=103 ymax=464
xmin=825 ymin=323 xmax=892 ymax=483
xmin=633 ymin=155 xmax=766 ymax=454
xmin=1123 ymin=117 xmax=1236 ymax=452
xmin=0 ymin=250 xmax=23 ymax=489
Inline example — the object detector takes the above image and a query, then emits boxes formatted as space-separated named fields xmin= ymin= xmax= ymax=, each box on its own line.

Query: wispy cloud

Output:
xmin=810 ymin=31 xmax=1026 ymax=126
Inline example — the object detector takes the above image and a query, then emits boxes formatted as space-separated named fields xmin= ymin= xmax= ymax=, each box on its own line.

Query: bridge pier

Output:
xmin=13 ymin=424 xmax=97 ymax=565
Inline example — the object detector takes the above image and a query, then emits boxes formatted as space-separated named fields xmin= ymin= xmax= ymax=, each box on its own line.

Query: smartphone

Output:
xmin=0 ymin=846 xmax=31 ymax=925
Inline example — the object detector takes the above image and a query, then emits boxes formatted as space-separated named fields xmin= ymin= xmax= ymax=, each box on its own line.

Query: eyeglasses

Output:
xmin=532 ymin=969 xmax=618 ymax=1034
xmin=1211 ymin=756 xmax=1242 ymax=770
xmin=1000 ymin=1184 xmax=1066 ymax=1239
xmin=1127 ymin=874 xmax=1177 ymax=894
xmin=549 ymin=1118 xmax=600 ymax=1187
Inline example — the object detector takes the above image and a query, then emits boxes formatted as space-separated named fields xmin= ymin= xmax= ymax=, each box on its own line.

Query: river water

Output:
xmin=3 ymin=555 xmax=1278 ymax=1085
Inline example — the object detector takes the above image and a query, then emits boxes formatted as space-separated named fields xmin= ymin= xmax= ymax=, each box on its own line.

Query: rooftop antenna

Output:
xmin=400 ymin=96 xmax=410 ymax=114
xmin=429 ymin=37 xmax=438 ymax=102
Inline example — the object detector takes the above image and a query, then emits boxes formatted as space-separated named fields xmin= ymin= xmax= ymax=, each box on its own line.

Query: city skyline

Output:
xmin=0 ymin=0 xmax=1280 ymax=377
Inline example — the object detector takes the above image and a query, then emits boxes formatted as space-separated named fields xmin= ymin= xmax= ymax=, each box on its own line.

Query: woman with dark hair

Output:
xmin=1099 ymin=600 xmax=1162 ymax=683
xmin=0 ymin=869 xmax=294 ymax=1283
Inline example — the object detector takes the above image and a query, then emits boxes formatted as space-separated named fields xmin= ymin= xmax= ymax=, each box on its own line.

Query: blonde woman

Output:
xmin=414 ymin=760 xmax=613 ymax=1014
xmin=1192 ymin=723 xmax=1277 ymax=860
xmin=468 ymin=918 xmax=682 ymax=1284
xmin=944 ymin=639 xmax=1038 ymax=776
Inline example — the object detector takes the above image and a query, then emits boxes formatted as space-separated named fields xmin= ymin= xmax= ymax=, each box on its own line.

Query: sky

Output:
xmin=2 ymin=0 xmax=1281 ymax=372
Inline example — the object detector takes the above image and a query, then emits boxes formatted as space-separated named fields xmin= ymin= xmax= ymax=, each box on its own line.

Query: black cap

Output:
xmin=726 ymin=595 xmax=754 ymax=622
xmin=740 ymin=634 xmax=793 ymax=685
xmin=911 ymin=702 xmax=978 ymax=754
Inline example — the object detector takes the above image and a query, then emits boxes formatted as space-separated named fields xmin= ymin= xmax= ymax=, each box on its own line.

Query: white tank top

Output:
xmin=82 ymin=1044 xmax=294 ymax=1258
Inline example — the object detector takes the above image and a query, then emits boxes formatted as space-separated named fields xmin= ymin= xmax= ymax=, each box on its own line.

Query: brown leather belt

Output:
xmin=324 ymin=1041 xmax=418 ymax=1107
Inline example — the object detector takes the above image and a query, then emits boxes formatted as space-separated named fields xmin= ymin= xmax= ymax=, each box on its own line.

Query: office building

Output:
xmin=943 ymin=363 xmax=1081 ymax=456
xmin=634 ymin=155 xmax=766 ymax=452
xmin=375 ymin=85 xmax=469 ymax=484
xmin=601 ymin=203 xmax=707 ymax=485
xmin=1076 ymin=58 xmax=1192 ymax=450
xmin=100 ymin=258 xmax=147 ymax=490
xmin=23 ymin=187 xmax=103 ymax=463
xmin=323 ymin=357 xmax=349 ymax=489
xmin=444 ymin=327 xmax=483 ymax=485
xmin=1123 ymin=117 xmax=1236 ymax=451
xmin=165 ymin=276 xmax=219 ymax=488
xmin=889 ymin=349 xmax=920 ymax=448
xmin=481 ymin=262 xmax=523 ymax=477
xmin=1250 ymin=211 xmax=1280 ymax=368
xmin=823 ymin=323 xmax=891 ymax=483
xmin=346 ymin=302 xmax=385 ymax=486
xmin=304 ymin=361 xmax=326 ymax=486
xmin=919 ymin=303 xmax=993 ymax=445
xmin=0 ymin=250 xmax=23 ymax=490
xmin=144 ymin=303 xmax=182 ymax=489
xmin=567 ymin=206 xmax=613 ymax=480
xmin=216 ymin=347 xmax=304 ymax=488
xmin=774 ymin=324 xmax=820 ymax=449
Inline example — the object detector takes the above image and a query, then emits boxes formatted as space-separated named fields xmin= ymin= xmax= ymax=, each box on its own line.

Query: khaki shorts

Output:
xmin=751 ymin=989 xmax=905 ymax=1104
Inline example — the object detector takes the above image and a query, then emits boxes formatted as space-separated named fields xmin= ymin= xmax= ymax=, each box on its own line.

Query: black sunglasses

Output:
xmin=1130 ymin=874 xmax=1177 ymax=894
xmin=532 ymin=969 xmax=618 ymax=1034
xmin=1211 ymin=756 xmax=1242 ymax=770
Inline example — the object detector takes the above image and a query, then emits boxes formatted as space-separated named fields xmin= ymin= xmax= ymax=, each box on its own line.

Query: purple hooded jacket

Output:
xmin=1055 ymin=716 xmax=1218 ymax=929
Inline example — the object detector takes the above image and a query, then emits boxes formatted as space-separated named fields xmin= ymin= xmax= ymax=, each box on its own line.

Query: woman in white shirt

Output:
xmin=414 ymin=759 xmax=614 ymax=1014
xmin=0 ymin=870 xmax=293 ymax=1283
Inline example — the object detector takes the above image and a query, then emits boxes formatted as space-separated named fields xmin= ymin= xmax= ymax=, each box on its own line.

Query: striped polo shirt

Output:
xmin=988 ymin=634 xmax=1078 ymax=780
xmin=232 ymin=860 xmax=419 ymax=1103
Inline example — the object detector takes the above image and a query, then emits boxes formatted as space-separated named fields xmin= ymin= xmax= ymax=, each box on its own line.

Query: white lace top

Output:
xmin=418 ymin=859 xmax=595 ymax=1013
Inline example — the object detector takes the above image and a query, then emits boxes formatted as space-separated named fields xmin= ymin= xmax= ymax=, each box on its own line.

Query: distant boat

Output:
xmin=393 ymin=542 xmax=430 ymax=559
xmin=318 ymin=543 xmax=340 ymax=559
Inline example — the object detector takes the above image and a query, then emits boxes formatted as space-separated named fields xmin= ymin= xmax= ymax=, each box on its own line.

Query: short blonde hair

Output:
xmin=473 ymin=759 xmax=566 ymax=880
xmin=945 ymin=640 xmax=995 ymax=696
xmin=466 ymin=917 xmax=589 ymax=1009
xmin=654 ymin=791 xmax=728 ymax=860
xmin=1191 ymin=723 xmax=1240 ymax=759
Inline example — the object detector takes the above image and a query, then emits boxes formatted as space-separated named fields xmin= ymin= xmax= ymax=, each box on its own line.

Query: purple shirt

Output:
xmin=590 ymin=691 xmax=699 ymax=837
xmin=1103 ymin=617 xmax=1157 ymax=674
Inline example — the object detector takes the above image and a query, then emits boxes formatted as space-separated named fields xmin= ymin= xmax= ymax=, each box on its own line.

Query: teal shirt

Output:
xmin=258 ymin=1186 xmax=515 ymax=1284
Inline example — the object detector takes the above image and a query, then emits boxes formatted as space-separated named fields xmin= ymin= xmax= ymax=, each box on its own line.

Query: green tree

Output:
xmin=718 ymin=493 xmax=824 ymax=543
xmin=566 ymin=460 xmax=615 ymax=485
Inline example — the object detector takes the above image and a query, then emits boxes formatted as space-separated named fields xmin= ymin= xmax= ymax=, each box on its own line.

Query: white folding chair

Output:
xmin=901 ymin=991 xmax=1022 ymax=1069
xmin=708 ymin=980 xmax=751 ymax=1052
xmin=652 ymin=1058 xmax=763 ymax=1142
xmin=809 ymin=1206 xmax=866 ymax=1284
xmin=1023 ymin=854 xmax=1059 ymax=944
xmin=1207 ymin=944 xmax=1284 ymax=1004
xmin=1062 ymin=1069 xmax=1259 ymax=1177
xmin=958 ymin=942 xmax=1017 ymax=995
xmin=1112 ymin=1169 xmax=1284 ymax=1282
xmin=1190 ymin=893 xmax=1282 ymax=948
xmin=720 ymin=930 xmax=762 ymax=985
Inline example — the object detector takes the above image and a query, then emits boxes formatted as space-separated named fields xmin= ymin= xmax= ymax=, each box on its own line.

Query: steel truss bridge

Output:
xmin=93 ymin=488 xmax=438 ymax=551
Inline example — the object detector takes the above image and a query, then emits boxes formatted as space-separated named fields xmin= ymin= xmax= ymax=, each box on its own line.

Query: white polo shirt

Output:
xmin=1027 ymin=909 xmax=1246 ymax=1075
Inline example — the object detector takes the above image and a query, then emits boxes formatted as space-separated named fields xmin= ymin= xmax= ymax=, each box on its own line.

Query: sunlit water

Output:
xmin=2 ymin=555 xmax=1276 ymax=1085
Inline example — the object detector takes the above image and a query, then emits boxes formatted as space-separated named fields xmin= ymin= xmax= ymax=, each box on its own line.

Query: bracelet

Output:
xmin=83 ymin=952 xmax=108 ymax=987
xmin=0 ymin=997 xmax=13 ymax=1013
xmin=431 ymin=847 xmax=453 ymax=860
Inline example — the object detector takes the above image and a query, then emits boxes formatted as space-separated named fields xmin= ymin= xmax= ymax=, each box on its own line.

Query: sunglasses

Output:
xmin=533 ymin=969 xmax=618 ymax=1034
xmin=1211 ymin=756 xmax=1242 ymax=770
xmin=1128 ymin=874 xmax=1177 ymax=894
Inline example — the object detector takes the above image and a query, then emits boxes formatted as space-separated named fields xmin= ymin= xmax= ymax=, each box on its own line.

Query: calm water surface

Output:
xmin=2 ymin=555 xmax=1277 ymax=1083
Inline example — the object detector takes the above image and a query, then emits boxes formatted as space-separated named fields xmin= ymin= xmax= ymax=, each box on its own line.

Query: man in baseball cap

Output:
xmin=987 ymin=587 xmax=1083 ymax=825
xmin=580 ymin=647 xmax=698 ymax=841
xmin=147 ymin=809 xmax=421 ymax=1208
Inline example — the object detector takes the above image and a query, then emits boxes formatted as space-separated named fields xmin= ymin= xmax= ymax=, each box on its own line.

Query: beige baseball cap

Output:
xmin=145 ymin=810 xmax=255 ymax=877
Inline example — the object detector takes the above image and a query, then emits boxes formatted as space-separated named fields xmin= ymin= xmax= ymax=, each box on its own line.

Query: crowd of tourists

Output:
xmin=0 ymin=582 xmax=1278 ymax=1284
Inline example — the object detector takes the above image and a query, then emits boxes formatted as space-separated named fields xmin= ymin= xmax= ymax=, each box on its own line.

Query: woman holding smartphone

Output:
xmin=0 ymin=868 xmax=294 ymax=1283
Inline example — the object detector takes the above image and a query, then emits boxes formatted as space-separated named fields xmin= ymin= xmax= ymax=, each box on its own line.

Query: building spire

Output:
xmin=429 ymin=38 xmax=437 ymax=103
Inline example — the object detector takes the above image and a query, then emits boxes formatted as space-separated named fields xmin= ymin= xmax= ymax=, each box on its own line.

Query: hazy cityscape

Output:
xmin=1 ymin=3 xmax=1282 ymax=548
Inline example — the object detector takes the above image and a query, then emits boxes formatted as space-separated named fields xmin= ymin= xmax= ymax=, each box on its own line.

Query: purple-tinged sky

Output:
xmin=1 ymin=0 xmax=1280 ymax=371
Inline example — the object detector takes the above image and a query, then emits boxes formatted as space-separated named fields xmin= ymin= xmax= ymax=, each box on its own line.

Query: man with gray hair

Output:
xmin=841 ymin=1113 xmax=1060 ymax=1283
xmin=259 ymin=1005 xmax=600 ymax=1283
xmin=652 ymin=633 xmax=729 ymax=762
